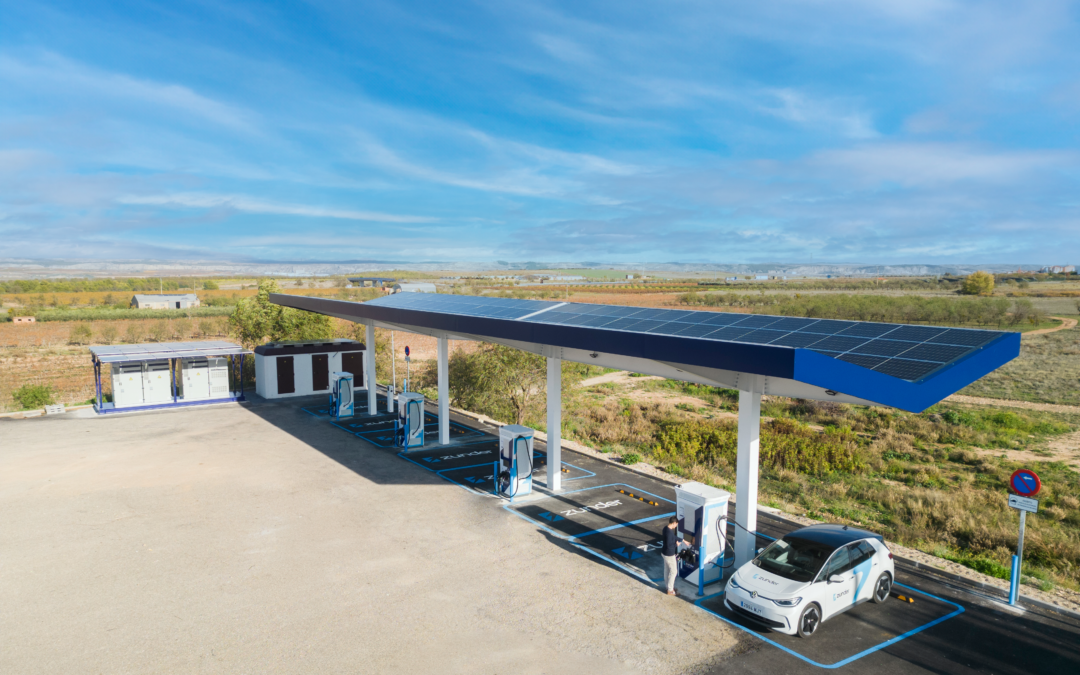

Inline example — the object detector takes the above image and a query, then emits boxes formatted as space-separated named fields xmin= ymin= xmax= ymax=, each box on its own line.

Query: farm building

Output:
xmin=13 ymin=316 xmax=36 ymax=324
xmin=131 ymin=294 xmax=200 ymax=310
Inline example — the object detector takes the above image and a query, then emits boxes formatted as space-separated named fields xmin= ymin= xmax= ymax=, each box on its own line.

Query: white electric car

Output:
xmin=724 ymin=524 xmax=895 ymax=638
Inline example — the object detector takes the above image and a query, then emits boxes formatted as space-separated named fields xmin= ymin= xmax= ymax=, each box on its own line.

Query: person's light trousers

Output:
xmin=662 ymin=554 xmax=678 ymax=592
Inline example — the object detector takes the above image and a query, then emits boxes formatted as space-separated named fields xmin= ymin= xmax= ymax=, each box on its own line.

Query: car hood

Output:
xmin=735 ymin=566 xmax=811 ymax=598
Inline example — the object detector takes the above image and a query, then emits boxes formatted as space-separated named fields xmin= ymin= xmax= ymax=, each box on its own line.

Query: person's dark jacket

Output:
xmin=662 ymin=525 xmax=679 ymax=557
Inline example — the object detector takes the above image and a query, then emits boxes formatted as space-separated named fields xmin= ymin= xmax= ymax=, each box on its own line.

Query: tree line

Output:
xmin=0 ymin=277 xmax=222 ymax=294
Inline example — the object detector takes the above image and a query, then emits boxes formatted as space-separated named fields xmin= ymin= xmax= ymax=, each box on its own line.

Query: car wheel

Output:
xmin=797 ymin=603 xmax=821 ymax=638
xmin=872 ymin=572 xmax=892 ymax=604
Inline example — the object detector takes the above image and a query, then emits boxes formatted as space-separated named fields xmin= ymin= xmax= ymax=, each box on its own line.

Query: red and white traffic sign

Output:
xmin=1009 ymin=469 xmax=1041 ymax=497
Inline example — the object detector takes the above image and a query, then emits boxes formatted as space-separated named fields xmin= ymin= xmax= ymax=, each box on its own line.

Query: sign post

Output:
xmin=404 ymin=345 xmax=411 ymax=393
xmin=1007 ymin=469 xmax=1041 ymax=606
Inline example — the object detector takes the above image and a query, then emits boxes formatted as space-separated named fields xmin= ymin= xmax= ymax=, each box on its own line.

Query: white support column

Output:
xmin=437 ymin=335 xmax=449 ymax=445
xmin=365 ymin=322 xmax=377 ymax=415
xmin=734 ymin=380 xmax=762 ymax=569
xmin=546 ymin=356 xmax=562 ymax=493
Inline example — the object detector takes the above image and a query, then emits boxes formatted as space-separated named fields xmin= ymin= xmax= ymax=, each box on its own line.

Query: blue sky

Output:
xmin=1 ymin=0 xmax=1078 ymax=264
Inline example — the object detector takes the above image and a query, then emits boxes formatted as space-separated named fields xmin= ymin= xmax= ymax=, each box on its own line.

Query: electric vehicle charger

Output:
xmin=328 ymin=372 xmax=354 ymax=420
xmin=674 ymin=482 xmax=730 ymax=595
xmin=396 ymin=391 xmax=425 ymax=449
xmin=495 ymin=425 xmax=534 ymax=499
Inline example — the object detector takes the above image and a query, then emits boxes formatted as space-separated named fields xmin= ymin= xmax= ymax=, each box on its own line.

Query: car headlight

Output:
xmin=771 ymin=597 xmax=802 ymax=607
xmin=728 ymin=577 xmax=742 ymax=591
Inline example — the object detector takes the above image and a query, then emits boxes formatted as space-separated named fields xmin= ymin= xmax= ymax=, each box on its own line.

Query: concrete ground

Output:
xmin=0 ymin=396 xmax=741 ymax=675
xmin=5 ymin=393 xmax=1079 ymax=675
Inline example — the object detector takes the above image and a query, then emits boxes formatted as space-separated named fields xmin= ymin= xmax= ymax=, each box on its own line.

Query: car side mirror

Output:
xmin=828 ymin=574 xmax=845 ymax=584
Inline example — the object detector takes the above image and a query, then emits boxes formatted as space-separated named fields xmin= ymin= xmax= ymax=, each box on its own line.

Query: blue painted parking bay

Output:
xmin=696 ymin=581 xmax=963 ymax=669
xmin=302 ymin=405 xmax=487 ymax=447
xmin=508 ymin=483 xmax=676 ymax=582
xmin=400 ymin=444 xmax=594 ymax=495
xmin=301 ymin=401 xmax=592 ymax=494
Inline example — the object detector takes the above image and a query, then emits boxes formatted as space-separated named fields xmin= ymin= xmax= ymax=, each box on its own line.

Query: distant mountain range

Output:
xmin=0 ymin=258 xmax=1046 ymax=280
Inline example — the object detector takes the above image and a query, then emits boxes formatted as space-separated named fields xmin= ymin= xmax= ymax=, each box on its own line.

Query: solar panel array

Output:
xmin=369 ymin=293 xmax=1003 ymax=382
xmin=89 ymin=341 xmax=249 ymax=363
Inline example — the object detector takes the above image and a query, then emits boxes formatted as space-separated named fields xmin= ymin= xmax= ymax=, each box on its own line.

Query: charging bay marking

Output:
xmin=511 ymin=483 xmax=673 ymax=539
xmin=506 ymin=483 xmax=675 ymax=582
xmin=436 ymin=453 xmax=594 ymax=495
xmin=694 ymin=582 xmax=963 ymax=669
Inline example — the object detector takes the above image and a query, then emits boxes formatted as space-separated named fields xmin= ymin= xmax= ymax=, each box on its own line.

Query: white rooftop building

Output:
xmin=131 ymin=294 xmax=201 ymax=309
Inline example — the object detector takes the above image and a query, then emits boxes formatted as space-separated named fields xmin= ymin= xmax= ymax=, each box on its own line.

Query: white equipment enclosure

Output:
xmin=397 ymin=392 xmax=425 ymax=449
xmin=675 ymin=482 xmax=730 ymax=595
xmin=180 ymin=357 xmax=229 ymax=401
xmin=329 ymin=371 xmax=354 ymax=419
xmin=90 ymin=341 xmax=250 ymax=413
xmin=142 ymin=360 xmax=174 ymax=405
xmin=254 ymin=339 xmax=366 ymax=400
xmin=110 ymin=363 xmax=145 ymax=407
xmin=496 ymin=425 xmax=534 ymax=500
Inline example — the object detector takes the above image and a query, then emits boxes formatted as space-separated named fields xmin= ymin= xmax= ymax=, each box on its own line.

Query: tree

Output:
xmin=961 ymin=271 xmax=994 ymax=296
xmin=441 ymin=343 xmax=583 ymax=426
xmin=229 ymin=279 xmax=333 ymax=349
xmin=69 ymin=323 xmax=92 ymax=345
xmin=202 ymin=280 xmax=219 ymax=290
xmin=99 ymin=324 xmax=118 ymax=344
xmin=148 ymin=320 xmax=168 ymax=342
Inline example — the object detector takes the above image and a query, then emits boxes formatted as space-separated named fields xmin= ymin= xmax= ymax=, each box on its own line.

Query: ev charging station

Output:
xmin=675 ymin=482 xmax=730 ymax=596
xmin=329 ymin=371 xmax=354 ymax=420
xmin=397 ymin=391 xmax=425 ymax=449
xmin=496 ymin=425 xmax=534 ymax=500
xmin=270 ymin=290 xmax=1021 ymax=574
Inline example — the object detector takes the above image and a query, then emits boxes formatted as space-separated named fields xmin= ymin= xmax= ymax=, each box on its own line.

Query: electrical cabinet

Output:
xmin=111 ymin=363 xmax=144 ymax=408
xmin=208 ymin=357 xmax=230 ymax=398
xmin=142 ymin=360 xmax=173 ymax=404
xmin=182 ymin=358 xmax=211 ymax=400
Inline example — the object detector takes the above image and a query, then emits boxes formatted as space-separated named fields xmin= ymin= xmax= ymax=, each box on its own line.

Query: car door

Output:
xmin=850 ymin=541 xmax=879 ymax=603
xmin=820 ymin=544 xmax=857 ymax=619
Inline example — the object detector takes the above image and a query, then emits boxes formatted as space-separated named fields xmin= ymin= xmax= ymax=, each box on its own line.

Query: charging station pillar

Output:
xmin=735 ymin=378 xmax=762 ymax=569
xmin=546 ymin=356 xmax=562 ymax=493
xmin=437 ymin=335 xmax=449 ymax=445
xmin=365 ymin=322 xmax=377 ymax=415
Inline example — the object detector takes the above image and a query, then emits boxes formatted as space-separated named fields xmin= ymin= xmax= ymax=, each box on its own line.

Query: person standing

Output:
xmin=661 ymin=516 xmax=682 ymax=596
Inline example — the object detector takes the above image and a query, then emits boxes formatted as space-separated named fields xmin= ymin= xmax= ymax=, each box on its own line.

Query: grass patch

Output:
xmin=960 ymin=326 xmax=1080 ymax=406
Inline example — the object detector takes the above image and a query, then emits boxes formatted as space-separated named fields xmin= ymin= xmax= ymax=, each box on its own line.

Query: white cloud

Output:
xmin=0 ymin=53 xmax=253 ymax=131
xmin=533 ymin=34 xmax=597 ymax=65
xmin=116 ymin=193 xmax=435 ymax=223
xmin=808 ymin=143 xmax=1070 ymax=185
xmin=761 ymin=89 xmax=878 ymax=140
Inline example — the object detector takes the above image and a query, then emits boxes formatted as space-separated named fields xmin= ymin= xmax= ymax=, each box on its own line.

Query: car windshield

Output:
xmin=752 ymin=537 xmax=834 ymax=583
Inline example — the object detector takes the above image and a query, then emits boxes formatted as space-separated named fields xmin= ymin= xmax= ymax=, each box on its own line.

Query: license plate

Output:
xmin=739 ymin=600 xmax=765 ymax=616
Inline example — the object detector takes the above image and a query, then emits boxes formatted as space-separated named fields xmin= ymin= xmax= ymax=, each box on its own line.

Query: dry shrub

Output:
xmin=575 ymin=400 xmax=667 ymax=446
xmin=1059 ymin=495 xmax=1080 ymax=511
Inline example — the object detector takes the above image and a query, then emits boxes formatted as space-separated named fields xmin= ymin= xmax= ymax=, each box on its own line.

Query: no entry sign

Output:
xmin=1009 ymin=469 xmax=1041 ymax=497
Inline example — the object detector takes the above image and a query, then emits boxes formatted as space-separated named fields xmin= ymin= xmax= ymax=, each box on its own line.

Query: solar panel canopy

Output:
xmin=269 ymin=292 xmax=1020 ymax=413
xmin=90 ymin=341 xmax=250 ymax=364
